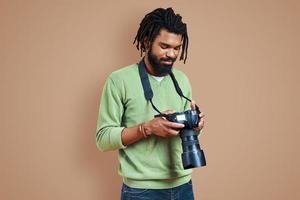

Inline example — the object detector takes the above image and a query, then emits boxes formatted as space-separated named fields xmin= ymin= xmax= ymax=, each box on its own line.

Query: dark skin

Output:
xmin=121 ymin=28 xmax=205 ymax=146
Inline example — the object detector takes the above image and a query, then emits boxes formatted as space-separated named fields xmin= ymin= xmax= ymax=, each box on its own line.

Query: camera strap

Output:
xmin=138 ymin=58 xmax=200 ymax=115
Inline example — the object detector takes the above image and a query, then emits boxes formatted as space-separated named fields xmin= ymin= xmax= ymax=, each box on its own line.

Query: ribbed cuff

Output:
xmin=110 ymin=127 xmax=127 ymax=149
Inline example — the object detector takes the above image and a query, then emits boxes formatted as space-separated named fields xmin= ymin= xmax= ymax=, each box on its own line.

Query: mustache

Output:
xmin=160 ymin=57 xmax=176 ymax=63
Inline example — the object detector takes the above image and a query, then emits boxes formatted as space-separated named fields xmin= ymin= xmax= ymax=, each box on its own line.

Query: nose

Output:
xmin=166 ymin=49 xmax=176 ymax=59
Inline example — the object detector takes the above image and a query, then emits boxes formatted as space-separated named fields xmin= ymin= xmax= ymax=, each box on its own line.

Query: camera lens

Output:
xmin=180 ymin=128 xmax=206 ymax=169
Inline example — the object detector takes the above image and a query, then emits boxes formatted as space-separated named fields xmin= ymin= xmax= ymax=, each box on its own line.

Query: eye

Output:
xmin=160 ymin=45 xmax=168 ymax=49
xmin=175 ymin=46 xmax=181 ymax=50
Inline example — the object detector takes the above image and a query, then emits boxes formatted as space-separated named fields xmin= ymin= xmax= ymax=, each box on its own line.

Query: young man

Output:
xmin=96 ymin=7 xmax=205 ymax=200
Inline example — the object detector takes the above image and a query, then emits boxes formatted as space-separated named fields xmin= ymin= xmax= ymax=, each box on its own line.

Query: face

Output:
xmin=146 ymin=28 xmax=182 ymax=76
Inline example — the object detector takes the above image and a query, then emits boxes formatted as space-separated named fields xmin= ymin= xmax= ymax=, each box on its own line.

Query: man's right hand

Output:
xmin=121 ymin=110 xmax=185 ymax=146
xmin=143 ymin=110 xmax=185 ymax=138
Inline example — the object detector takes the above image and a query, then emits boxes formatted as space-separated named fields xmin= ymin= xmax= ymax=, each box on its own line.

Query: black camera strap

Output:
xmin=169 ymin=72 xmax=200 ymax=112
xmin=138 ymin=59 xmax=163 ymax=115
xmin=138 ymin=58 xmax=200 ymax=115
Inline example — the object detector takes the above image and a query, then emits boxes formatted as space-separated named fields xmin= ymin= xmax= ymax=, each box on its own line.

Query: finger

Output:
xmin=164 ymin=121 xmax=185 ymax=128
xmin=198 ymin=119 xmax=204 ymax=129
xmin=194 ymin=127 xmax=201 ymax=133
xmin=194 ymin=126 xmax=203 ymax=134
xmin=190 ymin=100 xmax=196 ymax=110
xmin=162 ymin=109 xmax=176 ymax=115
xmin=167 ymin=128 xmax=180 ymax=136
xmin=160 ymin=126 xmax=179 ymax=137
xmin=199 ymin=112 xmax=205 ymax=118
xmin=199 ymin=117 xmax=205 ymax=124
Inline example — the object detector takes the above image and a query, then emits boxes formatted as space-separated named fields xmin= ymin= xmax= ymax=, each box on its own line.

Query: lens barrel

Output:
xmin=179 ymin=128 xmax=206 ymax=169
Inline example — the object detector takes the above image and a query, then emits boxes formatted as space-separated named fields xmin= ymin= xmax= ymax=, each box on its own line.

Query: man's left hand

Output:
xmin=190 ymin=100 xmax=205 ymax=134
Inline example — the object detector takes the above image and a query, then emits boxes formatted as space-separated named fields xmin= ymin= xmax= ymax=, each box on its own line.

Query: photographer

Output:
xmin=96 ymin=7 xmax=205 ymax=200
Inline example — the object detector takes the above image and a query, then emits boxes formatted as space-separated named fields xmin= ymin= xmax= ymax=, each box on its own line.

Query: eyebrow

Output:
xmin=160 ymin=42 xmax=182 ymax=48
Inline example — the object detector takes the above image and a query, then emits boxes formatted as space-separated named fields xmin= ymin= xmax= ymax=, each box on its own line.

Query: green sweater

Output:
xmin=96 ymin=62 xmax=193 ymax=189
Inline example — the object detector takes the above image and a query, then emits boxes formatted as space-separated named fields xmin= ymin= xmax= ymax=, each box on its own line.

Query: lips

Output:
xmin=161 ymin=61 xmax=173 ymax=65
xmin=161 ymin=60 xmax=174 ymax=65
xmin=160 ymin=57 xmax=176 ymax=65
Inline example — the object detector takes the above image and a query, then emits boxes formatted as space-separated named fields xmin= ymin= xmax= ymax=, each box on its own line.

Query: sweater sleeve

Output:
xmin=96 ymin=76 xmax=126 ymax=151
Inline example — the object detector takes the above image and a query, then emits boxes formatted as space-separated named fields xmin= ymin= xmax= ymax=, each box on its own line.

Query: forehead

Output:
xmin=153 ymin=28 xmax=183 ymax=46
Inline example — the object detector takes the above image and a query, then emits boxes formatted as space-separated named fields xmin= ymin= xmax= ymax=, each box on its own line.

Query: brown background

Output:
xmin=1 ymin=0 xmax=299 ymax=200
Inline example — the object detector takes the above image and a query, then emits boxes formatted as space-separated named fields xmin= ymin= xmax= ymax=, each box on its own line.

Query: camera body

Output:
xmin=163 ymin=109 xmax=200 ymax=129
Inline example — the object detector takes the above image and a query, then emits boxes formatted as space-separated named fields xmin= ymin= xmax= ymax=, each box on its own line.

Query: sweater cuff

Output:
xmin=111 ymin=127 xmax=127 ymax=149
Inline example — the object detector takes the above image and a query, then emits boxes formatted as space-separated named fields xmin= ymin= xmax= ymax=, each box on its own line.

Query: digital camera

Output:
xmin=156 ymin=109 xmax=206 ymax=169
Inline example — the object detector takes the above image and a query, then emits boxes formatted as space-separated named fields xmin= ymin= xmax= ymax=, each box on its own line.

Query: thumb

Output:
xmin=190 ymin=100 xmax=196 ymax=110
xmin=163 ymin=109 xmax=176 ymax=115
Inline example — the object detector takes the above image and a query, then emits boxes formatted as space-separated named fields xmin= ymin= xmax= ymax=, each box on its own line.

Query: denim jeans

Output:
xmin=120 ymin=180 xmax=195 ymax=200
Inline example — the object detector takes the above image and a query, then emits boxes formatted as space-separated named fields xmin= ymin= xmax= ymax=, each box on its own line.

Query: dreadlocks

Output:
xmin=133 ymin=7 xmax=189 ymax=63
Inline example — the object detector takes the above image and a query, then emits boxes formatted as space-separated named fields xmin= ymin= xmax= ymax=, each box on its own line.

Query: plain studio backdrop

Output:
xmin=0 ymin=0 xmax=299 ymax=200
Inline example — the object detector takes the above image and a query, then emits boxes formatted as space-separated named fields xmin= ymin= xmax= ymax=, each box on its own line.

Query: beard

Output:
xmin=147 ymin=49 xmax=176 ymax=76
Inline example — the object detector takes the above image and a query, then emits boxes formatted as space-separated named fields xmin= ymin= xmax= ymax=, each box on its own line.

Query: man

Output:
xmin=96 ymin=7 xmax=205 ymax=200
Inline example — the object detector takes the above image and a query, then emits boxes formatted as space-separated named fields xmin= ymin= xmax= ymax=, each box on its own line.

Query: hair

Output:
xmin=133 ymin=7 xmax=189 ymax=63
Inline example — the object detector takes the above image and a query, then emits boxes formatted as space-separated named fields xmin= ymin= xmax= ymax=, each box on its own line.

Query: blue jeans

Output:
xmin=120 ymin=180 xmax=195 ymax=200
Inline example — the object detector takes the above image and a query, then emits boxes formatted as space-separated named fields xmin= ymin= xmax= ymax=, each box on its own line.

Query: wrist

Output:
xmin=140 ymin=122 xmax=152 ymax=138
